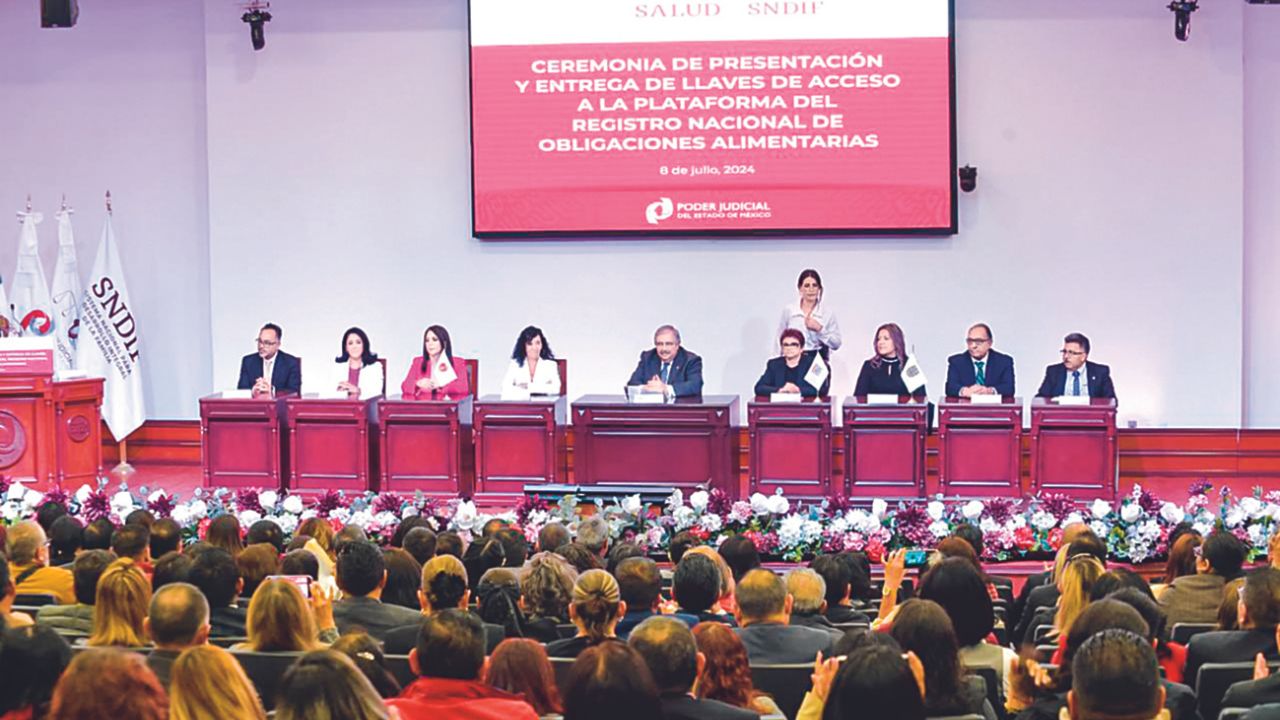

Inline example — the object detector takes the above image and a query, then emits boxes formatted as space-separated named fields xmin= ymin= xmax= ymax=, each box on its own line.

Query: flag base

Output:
xmin=109 ymin=460 xmax=136 ymax=484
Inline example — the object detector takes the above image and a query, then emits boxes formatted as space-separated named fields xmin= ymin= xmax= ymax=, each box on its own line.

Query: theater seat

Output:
xmin=750 ymin=664 xmax=811 ymax=720
xmin=1197 ymin=661 xmax=1280 ymax=720
xmin=967 ymin=667 xmax=1001 ymax=719
xmin=550 ymin=656 xmax=575 ymax=694
xmin=1171 ymin=622 xmax=1217 ymax=645
xmin=385 ymin=653 xmax=415 ymax=688
xmin=14 ymin=593 xmax=58 ymax=606
xmin=230 ymin=650 xmax=304 ymax=711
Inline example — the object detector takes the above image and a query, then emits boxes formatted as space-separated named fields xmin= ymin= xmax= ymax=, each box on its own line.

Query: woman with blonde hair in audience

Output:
xmin=486 ymin=638 xmax=564 ymax=716
xmin=168 ymin=645 xmax=266 ymax=720
xmin=274 ymin=649 xmax=389 ymax=720
xmin=297 ymin=517 xmax=336 ymax=558
xmin=1052 ymin=554 xmax=1105 ymax=641
xmin=205 ymin=515 xmax=244 ymax=558
xmin=546 ymin=569 xmax=626 ymax=658
xmin=87 ymin=558 xmax=150 ymax=647
xmin=520 ymin=551 xmax=576 ymax=643
xmin=236 ymin=577 xmax=337 ymax=651
xmin=685 ymin=545 xmax=739 ymax=615
xmin=48 ymin=647 xmax=168 ymax=720
xmin=692 ymin=621 xmax=784 ymax=716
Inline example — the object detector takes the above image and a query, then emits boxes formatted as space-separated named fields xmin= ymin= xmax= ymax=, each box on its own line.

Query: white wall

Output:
xmin=204 ymin=0 xmax=1244 ymax=427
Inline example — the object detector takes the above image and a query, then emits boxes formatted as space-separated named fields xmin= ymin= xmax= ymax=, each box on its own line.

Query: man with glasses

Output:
xmin=627 ymin=324 xmax=703 ymax=398
xmin=236 ymin=322 xmax=302 ymax=395
xmin=944 ymin=322 xmax=1015 ymax=398
xmin=1035 ymin=332 xmax=1115 ymax=400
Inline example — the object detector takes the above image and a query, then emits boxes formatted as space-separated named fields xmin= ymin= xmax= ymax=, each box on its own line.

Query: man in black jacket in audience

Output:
xmin=733 ymin=569 xmax=832 ymax=664
xmin=333 ymin=540 xmax=422 ymax=640
xmin=1194 ymin=567 xmax=1280 ymax=697
xmin=630 ymin=616 xmax=757 ymax=720
xmin=383 ymin=554 xmax=504 ymax=654
xmin=187 ymin=548 xmax=246 ymax=637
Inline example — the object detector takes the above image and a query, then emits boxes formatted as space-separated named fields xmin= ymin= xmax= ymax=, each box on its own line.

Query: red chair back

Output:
xmin=556 ymin=358 xmax=568 ymax=396
xmin=377 ymin=357 xmax=387 ymax=396
xmin=465 ymin=359 xmax=479 ymax=396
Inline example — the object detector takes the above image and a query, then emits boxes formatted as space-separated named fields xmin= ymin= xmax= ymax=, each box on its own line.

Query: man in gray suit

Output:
xmin=733 ymin=568 xmax=833 ymax=664
xmin=333 ymin=541 xmax=422 ymax=640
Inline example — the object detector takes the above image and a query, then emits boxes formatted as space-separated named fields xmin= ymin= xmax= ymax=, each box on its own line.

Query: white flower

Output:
xmin=621 ymin=494 xmax=643 ymax=516
xmin=689 ymin=490 xmax=709 ymax=512
xmin=1008 ymin=514 xmax=1027 ymax=530
xmin=1031 ymin=511 xmax=1057 ymax=530
xmin=2 ymin=504 xmax=18 ymax=521
xmin=272 ymin=514 xmax=298 ymax=534
xmin=1249 ymin=524 xmax=1270 ymax=549
xmin=171 ymin=505 xmax=191 ymax=526
xmin=749 ymin=493 xmax=771 ymax=515
xmin=110 ymin=491 xmax=135 ymax=514
xmin=778 ymin=515 xmax=806 ymax=548
xmin=6 ymin=483 xmax=26 ymax=501
xmin=22 ymin=489 xmax=44 ymax=509
xmin=1192 ymin=521 xmax=1214 ymax=537
xmin=1160 ymin=502 xmax=1186 ymax=525
xmin=238 ymin=509 xmax=262 ymax=527
xmin=699 ymin=513 xmax=723 ymax=534
xmin=1120 ymin=504 xmax=1141 ymax=523
xmin=300 ymin=508 xmax=318 ymax=521
xmin=453 ymin=501 xmax=479 ymax=531
xmin=74 ymin=484 xmax=93 ymax=503
xmin=979 ymin=516 xmax=1000 ymax=534
xmin=929 ymin=520 xmax=951 ymax=538
xmin=1240 ymin=497 xmax=1264 ymax=518
xmin=147 ymin=489 xmax=168 ymax=504
xmin=282 ymin=495 xmax=304 ymax=515
xmin=527 ymin=509 xmax=550 ymax=529
xmin=665 ymin=489 xmax=685 ymax=511
xmin=829 ymin=515 xmax=850 ymax=534
xmin=348 ymin=510 xmax=373 ymax=529
xmin=766 ymin=493 xmax=790 ymax=515
xmin=330 ymin=507 xmax=352 ymax=524
xmin=848 ymin=510 xmax=877 ymax=535
xmin=962 ymin=501 xmax=985 ymax=520
xmin=401 ymin=506 xmax=420 ymax=518
xmin=927 ymin=501 xmax=945 ymax=521
xmin=1090 ymin=499 xmax=1113 ymax=519
xmin=374 ymin=511 xmax=399 ymax=528
xmin=1089 ymin=521 xmax=1109 ymax=539
xmin=673 ymin=506 xmax=696 ymax=530
xmin=728 ymin=502 xmax=752 ymax=524
xmin=803 ymin=519 xmax=823 ymax=543
xmin=258 ymin=490 xmax=279 ymax=510
xmin=187 ymin=499 xmax=208 ymax=520
xmin=1225 ymin=507 xmax=1246 ymax=528
xmin=1064 ymin=512 xmax=1085 ymax=527
xmin=871 ymin=499 xmax=888 ymax=518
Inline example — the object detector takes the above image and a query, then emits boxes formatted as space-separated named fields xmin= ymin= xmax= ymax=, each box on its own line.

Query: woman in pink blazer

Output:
xmin=400 ymin=324 xmax=470 ymax=398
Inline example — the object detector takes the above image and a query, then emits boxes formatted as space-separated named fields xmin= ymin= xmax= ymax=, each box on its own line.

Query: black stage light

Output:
xmin=1168 ymin=1 xmax=1198 ymax=42
xmin=958 ymin=165 xmax=978 ymax=193
xmin=242 ymin=2 xmax=272 ymax=51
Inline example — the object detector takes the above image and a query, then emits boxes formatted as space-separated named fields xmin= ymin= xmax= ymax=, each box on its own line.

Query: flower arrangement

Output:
xmin=3 ymin=478 xmax=1276 ymax=564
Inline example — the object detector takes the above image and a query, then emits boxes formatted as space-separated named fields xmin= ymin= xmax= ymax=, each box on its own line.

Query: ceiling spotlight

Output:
xmin=958 ymin=165 xmax=978 ymax=193
xmin=241 ymin=1 xmax=272 ymax=51
xmin=1168 ymin=1 xmax=1198 ymax=42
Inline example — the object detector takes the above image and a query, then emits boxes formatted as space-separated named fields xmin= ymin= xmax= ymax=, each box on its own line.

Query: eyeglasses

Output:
xmin=256 ymin=338 xmax=279 ymax=347
xmin=781 ymin=342 xmax=802 ymax=348
xmin=1060 ymin=349 xmax=1085 ymax=357
xmin=966 ymin=337 xmax=991 ymax=345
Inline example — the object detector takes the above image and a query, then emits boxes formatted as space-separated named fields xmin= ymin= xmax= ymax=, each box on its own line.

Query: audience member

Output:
xmin=463 ymin=535 xmax=507 ymax=590
xmin=673 ymin=552 xmax=735 ymax=625
xmin=547 ymin=569 xmax=626 ymax=657
xmin=669 ymin=530 xmax=701 ymax=565
xmin=917 ymin=556 xmax=1016 ymax=699
xmin=733 ymin=568 xmax=832 ymax=663
xmin=168 ymin=644 xmax=267 ymax=720
xmin=1104 ymin=586 xmax=1188 ymax=685
xmin=476 ymin=567 xmax=525 ymax=638
xmin=0 ymin=558 xmax=31 ymax=629
xmin=576 ymin=515 xmax=610 ymax=558
xmin=333 ymin=540 xmax=422 ymax=638
xmin=48 ymin=515 xmax=83 ymax=567
xmin=391 ymin=515 xmax=431 ymax=548
xmin=110 ymin=524 xmax=151 ymax=570
xmin=1067 ymin=629 xmax=1168 ymax=720
xmin=381 ymin=547 xmax=422 ymax=611
xmin=296 ymin=517 xmax=336 ymax=558
xmin=1221 ymin=577 xmax=1249 ymax=631
xmin=149 ymin=518 xmax=183 ymax=558
xmin=1013 ymin=528 xmax=1101 ymax=639
xmin=495 ymin=527 xmax=528 ymax=569
xmin=151 ymin=550 xmax=193 ymax=590
xmin=615 ymin=556 xmax=697 ymax=637
xmin=188 ymin=547 xmax=247 ymax=636
xmin=236 ymin=542 xmax=280 ymax=598
xmin=435 ymin=530 xmax=465 ymax=559
xmin=628 ymin=615 xmax=757 ymax=719
xmin=810 ymin=554 xmax=870 ymax=624
xmin=274 ymin=649 xmax=390 ymax=720
xmin=606 ymin=541 xmax=646 ymax=576
xmin=537 ymin=522 xmax=570 ymax=554
xmin=48 ymin=648 xmax=168 ymax=720
xmin=205 ymin=514 xmax=244 ymax=558
xmin=562 ymin=641 xmax=663 ymax=720
xmin=240 ymin=577 xmax=335 ymax=651
xmin=486 ymin=638 xmax=563 ymax=716
xmin=35 ymin=501 xmax=68 ymax=533
xmin=387 ymin=609 xmax=538 ymax=720
xmin=692 ymin=621 xmax=784 ymax=716
xmin=1187 ymin=566 xmax=1280 ymax=683
xmin=806 ymin=635 xmax=927 ymax=720
xmin=245 ymin=519 xmax=285 ymax=553
xmin=555 ymin=542 xmax=603 ymax=574
xmin=87 ymin=557 xmax=150 ymax=647
xmin=402 ymin=527 xmax=437 ymax=565
xmin=5 ymin=520 xmax=75 ymax=604
xmin=0 ymin=624 xmax=71 ymax=720
xmin=36 ymin=549 xmax=112 ymax=636
xmin=718 ymin=535 xmax=762 ymax=582
xmin=1161 ymin=530 xmax=1247 ymax=626
xmin=144 ymin=581 xmax=210 ymax=688
xmin=82 ymin=517 xmax=115 ymax=552
xmin=1155 ymin=532 xmax=1203 ymax=598
xmin=334 ymin=524 xmax=370 ymax=554
xmin=124 ymin=509 xmax=155 ymax=529
xmin=520 ymin=552 xmax=576 ymax=642
xmin=1022 ymin=553 xmax=1104 ymax=645
xmin=837 ymin=551 xmax=875 ymax=608
xmin=332 ymin=631 xmax=403 ymax=699
xmin=889 ymin=599 xmax=996 ymax=719
xmin=279 ymin=547 xmax=320 ymax=580
xmin=384 ymin=553 xmax=505 ymax=654
xmin=786 ymin=567 xmax=845 ymax=641
xmin=686 ymin=546 xmax=739 ymax=615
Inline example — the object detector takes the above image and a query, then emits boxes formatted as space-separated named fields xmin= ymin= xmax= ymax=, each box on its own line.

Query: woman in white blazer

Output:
xmin=330 ymin=326 xmax=384 ymax=398
xmin=501 ymin=326 xmax=561 ymax=395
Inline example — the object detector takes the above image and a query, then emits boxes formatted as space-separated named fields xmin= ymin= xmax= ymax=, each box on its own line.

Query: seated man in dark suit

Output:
xmin=672 ymin=554 xmax=736 ymax=627
xmin=733 ymin=568 xmax=833 ymax=664
xmin=332 ymin=540 xmax=423 ymax=640
xmin=237 ymin=322 xmax=301 ymax=395
xmin=186 ymin=548 xmax=246 ymax=637
xmin=944 ymin=323 xmax=1015 ymax=397
xmin=627 ymin=324 xmax=703 ymax=398
xmin=615 ymin=557 xmax=698 ymax=638
xmin=809 ymin=555 xmax=870 ymax=625
xmin=1036 ymin=332 xmax=1116 ymax=400
xmin=629 ymin=616 xmax=758 ymax=720
xmin=383 ymin=554 xmax=505 ymax=654
xmin=785 ymin=568 xmax=845 ymax=643
xmin=144 ymin=582 xmax=210 ymax=688
xmin=1187 ymin=566 xmax=1280 ymax=687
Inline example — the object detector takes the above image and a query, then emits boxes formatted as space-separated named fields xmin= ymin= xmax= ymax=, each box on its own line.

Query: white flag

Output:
xmin=77 ymin=215 xmax=145 ymax=438
xmin=51 ymin=208 xmax=83 ymax=371
xmin=803 ymin=351 xmax=829 ymax=392
xmin=11 ymin=210 xmax=55 ymax=339
xmin=902 ymin=351 xmax=928 ymax=394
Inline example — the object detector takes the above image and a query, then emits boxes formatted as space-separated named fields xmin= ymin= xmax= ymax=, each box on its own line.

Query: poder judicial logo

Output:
xmin=645 ymin=197 xmax=773 ymax=224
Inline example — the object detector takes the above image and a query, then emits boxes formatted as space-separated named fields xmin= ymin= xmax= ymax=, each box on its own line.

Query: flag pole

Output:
xmin=102 ymin=189 xmax=136 ymax=484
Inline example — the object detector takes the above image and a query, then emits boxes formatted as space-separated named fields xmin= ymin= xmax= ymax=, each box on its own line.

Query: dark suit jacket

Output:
xmin=237 ymin=350 xmax=302 ymax=394
xmin=825 ymin=604 xmax=871 ymax=625
xmin=1011 ymin=681 xmax=1197 ymax=720
xmin=945 ymin=349 xmax=1015 ymax=397
xmin=1013 ymin=584 xmax=1060 ymax=647
xmin=660 ymin=693 xmax=759 ymax=720
xmin=1247 ymin=703 xmax=1280 ymax=720
xmin=333 ymin=596 xmax=424 ymax=640
xmin=753 ymin=352 xmax=823 ymax=397
xmin=382 ymin=612 xmax=507 ymax=655
xmin=1011 ymin=570 xmax=1052 ymax=632
xmin=734 ymin=622 xmax=833 ymax=664
xmin=209 ymin=606 xmax=248 ymax=638
xmin=146 ymin=648 xmax=181 ymax=689
xmin=1224 ymin=672 xmax=1280 ymax=710
xmin=627 ymin=347 xmax=703 ymax=397
xmin=1186 ymin=628 xmax=1280 ymax=686
xmin=617 ymin=609 xmax=699 ymax=638
xmin=1035 ymin=362 xmax=1116 ymax=400
xmin=790 ymin=612 xmax=848 ymax=644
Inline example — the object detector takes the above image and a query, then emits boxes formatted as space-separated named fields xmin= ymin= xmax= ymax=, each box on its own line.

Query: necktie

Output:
xmin=975 ymin=361 xmax=986 ymax=386
xmin=1072 ymin=370 xmax=1081 ymax=396
xmin=661 ymin=362 xmax=671 ymax=384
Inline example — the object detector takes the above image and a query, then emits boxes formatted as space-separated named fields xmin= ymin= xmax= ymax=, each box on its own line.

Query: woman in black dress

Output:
xmin=854 ymin=322 xmax=927 ymax=399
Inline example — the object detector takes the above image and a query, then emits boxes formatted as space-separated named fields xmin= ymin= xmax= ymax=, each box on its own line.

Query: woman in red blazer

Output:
xmin=400 ymin=325 xmax=470 ymax=398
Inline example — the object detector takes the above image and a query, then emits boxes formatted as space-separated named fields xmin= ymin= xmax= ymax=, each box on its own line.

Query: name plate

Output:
xmin=628 ymin=392 xmax=666 ymax=404
xmin=0 ymin=337 xmax=54 ymax=375
xmin=221 ymin=389 xmax=253 ymax=399
xmin=866 ymin=394 xmax=900 ymax=405
xmin=970 ymin=393 xmax=1003 ymax=404
xmin=1054 ymin=395 xmax=1091 ymax=406
xmin=500 ymin=386 xmax=532 ymax=401
xmin=769 ymin=393 xmax=803 ymax=403
xmin=315 ymin=390 xmax=349 ymax=400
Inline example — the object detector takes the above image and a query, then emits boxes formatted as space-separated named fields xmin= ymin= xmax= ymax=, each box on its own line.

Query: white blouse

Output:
xmin=778 ymin=299 xmax=842 ymax=353
xmin=500 ymin=357 xmax=562 ymax=395
xmin=322 ymin=360 xmax=384 ymax=399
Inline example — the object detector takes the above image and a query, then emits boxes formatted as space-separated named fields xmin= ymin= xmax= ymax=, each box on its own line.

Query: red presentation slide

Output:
xmin=469 ymin=1 xmax=954 ymax=236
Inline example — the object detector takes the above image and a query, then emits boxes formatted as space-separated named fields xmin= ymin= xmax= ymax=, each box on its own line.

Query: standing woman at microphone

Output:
xmin=400 ymin=325 xmax=470 ymax=399
xmin=777 ymin=269 xmax=841 ymax=361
